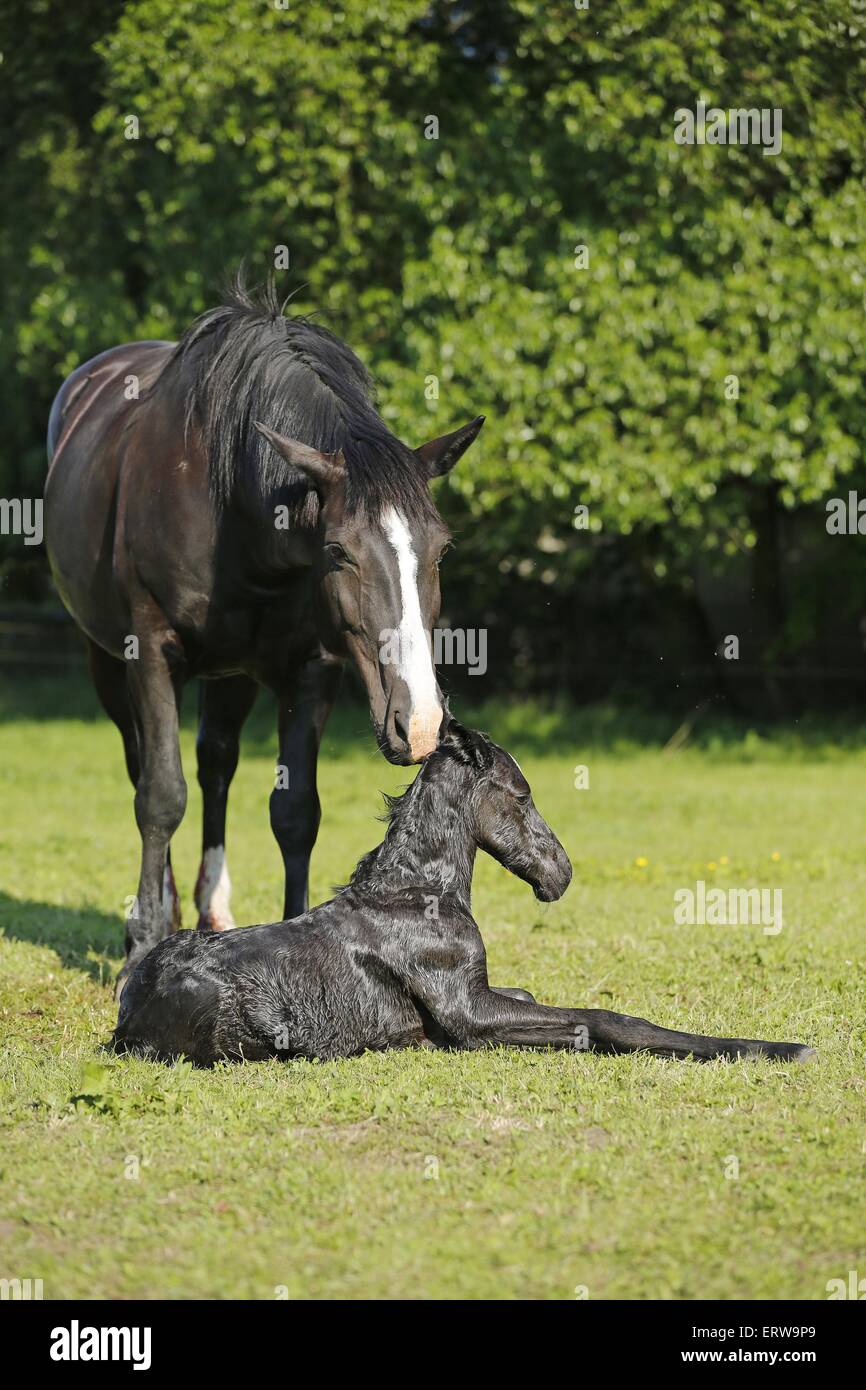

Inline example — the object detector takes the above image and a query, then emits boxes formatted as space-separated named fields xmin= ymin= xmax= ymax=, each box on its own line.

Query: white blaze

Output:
xmin=381 ymin=505 xmax=442 ymax=757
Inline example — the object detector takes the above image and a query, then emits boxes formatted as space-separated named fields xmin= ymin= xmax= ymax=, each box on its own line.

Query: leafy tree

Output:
xmin=2 ymin=0 xmax=864 ymax=705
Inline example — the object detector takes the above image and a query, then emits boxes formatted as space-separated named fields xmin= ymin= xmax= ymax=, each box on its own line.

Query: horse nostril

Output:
xmin=393 ymin=712 xmax=409 ymax=747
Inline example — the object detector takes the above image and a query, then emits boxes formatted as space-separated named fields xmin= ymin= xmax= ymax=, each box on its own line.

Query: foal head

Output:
xmin=438 ymin=722 xmax=573 ymax=902
xmin=256 ymin=419 xmax=483 ymax=765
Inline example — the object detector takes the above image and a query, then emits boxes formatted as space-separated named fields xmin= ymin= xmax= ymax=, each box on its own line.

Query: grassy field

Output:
xmin=1 ymin=672 xmax=865 ymax=1300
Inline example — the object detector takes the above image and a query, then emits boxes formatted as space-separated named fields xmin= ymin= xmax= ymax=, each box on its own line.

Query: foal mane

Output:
xmin=159 ymin=274 xmax=435 ymax=522
xmin=347 ymin=725 xmax=495 ymax=894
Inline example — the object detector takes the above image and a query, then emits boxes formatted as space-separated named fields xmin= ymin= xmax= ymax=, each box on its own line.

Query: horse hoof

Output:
xmin=115 ymin=953 xmax=148 ymax=1000
xmin=196 ymin=914 xmax=233 ymax=932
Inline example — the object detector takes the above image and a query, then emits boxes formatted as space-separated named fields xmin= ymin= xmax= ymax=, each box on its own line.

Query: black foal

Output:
xmin=113 ymin=723 xmax=814 ymax=1066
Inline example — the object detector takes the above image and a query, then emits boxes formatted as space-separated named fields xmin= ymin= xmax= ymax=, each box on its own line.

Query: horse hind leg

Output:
xmin=112 ymin=614 xmax=188 ymax=994
xmin=88 ymin=637 xmax=141 ymax=786
xmin=161 ymin=855 xmax=181 ymax=932
xmin=88 ymin=638 xmax=181 ymax=935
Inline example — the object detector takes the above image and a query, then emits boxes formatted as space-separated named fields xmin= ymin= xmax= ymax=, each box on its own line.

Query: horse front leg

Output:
xmin=195 ymin=673 xmax=258 ymax=930
xmin=119 ymin=616 xmax=188 ymax=994
xmin=271 ymin=656 xmax=343 ymax=919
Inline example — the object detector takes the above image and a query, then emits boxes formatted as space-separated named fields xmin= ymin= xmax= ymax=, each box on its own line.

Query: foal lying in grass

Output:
xmin=113 ymin=723 xmax=814 ymax=1066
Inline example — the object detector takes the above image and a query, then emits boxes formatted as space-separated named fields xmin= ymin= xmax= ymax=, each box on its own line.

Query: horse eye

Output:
xmin=324 ymin=542 xmax=349 ymax=566
xmin=435 ymin=544 xmax=451 ymax=567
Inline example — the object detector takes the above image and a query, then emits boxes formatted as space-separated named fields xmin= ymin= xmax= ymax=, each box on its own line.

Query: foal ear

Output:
xmin=441 ymin=719 xmax=492 ymax=770
xmin=254 ymin=423 xmax=344 ymax=494
xmin=415 ymin=416 xmax=485 ymax=479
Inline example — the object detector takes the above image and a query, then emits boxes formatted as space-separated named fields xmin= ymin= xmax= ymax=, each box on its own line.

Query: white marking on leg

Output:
xmin=162 ymin=860 xmax=181 ymax=932
xmin=381 ymin=506 xmax=443 ymax=758
xmin=194 ymin=846 xmax=235 ymax=930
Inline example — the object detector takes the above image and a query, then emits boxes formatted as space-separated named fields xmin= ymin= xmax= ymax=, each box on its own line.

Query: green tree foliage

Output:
xmin=2 ymin=0 xmax=864 ymax=697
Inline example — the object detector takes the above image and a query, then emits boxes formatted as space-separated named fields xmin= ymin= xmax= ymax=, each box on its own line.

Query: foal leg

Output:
xmin=195 ymin=674 xmax=258 ymax=930
xmin=118 ymin=614 xmax=188 ymax=993
xmin=88 ymin=638 xmax=181 ymax=933
xmin=271 ymin=656 xmax=343 ymax=919
xmin=427 ymin=985 xmax=814 ymax=1063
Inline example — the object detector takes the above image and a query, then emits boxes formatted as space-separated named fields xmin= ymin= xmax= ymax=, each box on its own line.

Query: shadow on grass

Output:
xmin=0 ymin=889 xmax=120 ymax=984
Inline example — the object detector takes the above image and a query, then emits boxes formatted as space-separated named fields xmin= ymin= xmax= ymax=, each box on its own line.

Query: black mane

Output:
xmin=159 ymin=276 xmax=435 ymax=522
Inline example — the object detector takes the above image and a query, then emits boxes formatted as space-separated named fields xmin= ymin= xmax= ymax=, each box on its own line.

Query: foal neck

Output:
xmin=353 ymin=755 xmax=477 ymax=905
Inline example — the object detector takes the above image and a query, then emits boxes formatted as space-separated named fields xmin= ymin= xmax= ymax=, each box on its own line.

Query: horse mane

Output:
xmin=158 ymin=273 xmax=435 ymax=522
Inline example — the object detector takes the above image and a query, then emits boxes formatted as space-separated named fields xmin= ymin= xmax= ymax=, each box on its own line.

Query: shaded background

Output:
xmin=2 ymin=0 xmax=865 ymax=716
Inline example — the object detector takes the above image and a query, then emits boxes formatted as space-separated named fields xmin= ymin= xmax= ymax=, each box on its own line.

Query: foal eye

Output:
xmin=435 ymin=542 xmax=452 ymax=567
xmin=324 ymin=542 xmax=350 ymax=566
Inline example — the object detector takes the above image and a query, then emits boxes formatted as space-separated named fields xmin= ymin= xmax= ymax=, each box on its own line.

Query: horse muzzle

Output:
xmin=532 ymin=849 xmax=573 ymax=902
xmin=381 ymin=681 xmax=444 ymax=763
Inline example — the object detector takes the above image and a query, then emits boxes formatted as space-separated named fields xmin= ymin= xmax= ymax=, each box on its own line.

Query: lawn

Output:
xmin=1 ymin=673 xmax=865 ymax=1300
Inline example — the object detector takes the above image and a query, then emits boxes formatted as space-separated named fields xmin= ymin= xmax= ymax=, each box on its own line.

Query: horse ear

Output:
xmin=415 ymin=416 xmax=485 ymax=479
xmin=254 ymin=423 xmax=344 ymax=494
xmin=440 ymin=719 xmax=491 ymax=769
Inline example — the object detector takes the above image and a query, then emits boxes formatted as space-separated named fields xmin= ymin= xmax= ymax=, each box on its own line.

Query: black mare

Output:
xmin=44 ymin=280 xmax=484 ymax=988
xmin=113 ymin=723 xmax=814 ymax=1066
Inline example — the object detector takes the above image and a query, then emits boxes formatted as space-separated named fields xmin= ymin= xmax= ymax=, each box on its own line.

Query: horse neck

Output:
xmin=235 ymin=469 xmax=320 ymax=537
xmin=355 ymin=761 xmax=477 ymax=905
xmin=220 ymin=473 xmax=322 ymax=580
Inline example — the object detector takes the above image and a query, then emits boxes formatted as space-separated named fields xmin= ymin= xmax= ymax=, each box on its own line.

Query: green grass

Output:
xmin=1 ymin=672 xmax=865 ymax=1300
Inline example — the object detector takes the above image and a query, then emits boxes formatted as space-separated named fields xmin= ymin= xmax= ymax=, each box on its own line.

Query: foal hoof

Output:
xmin=766 ymin=1041 xmax=816 ymax=1063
